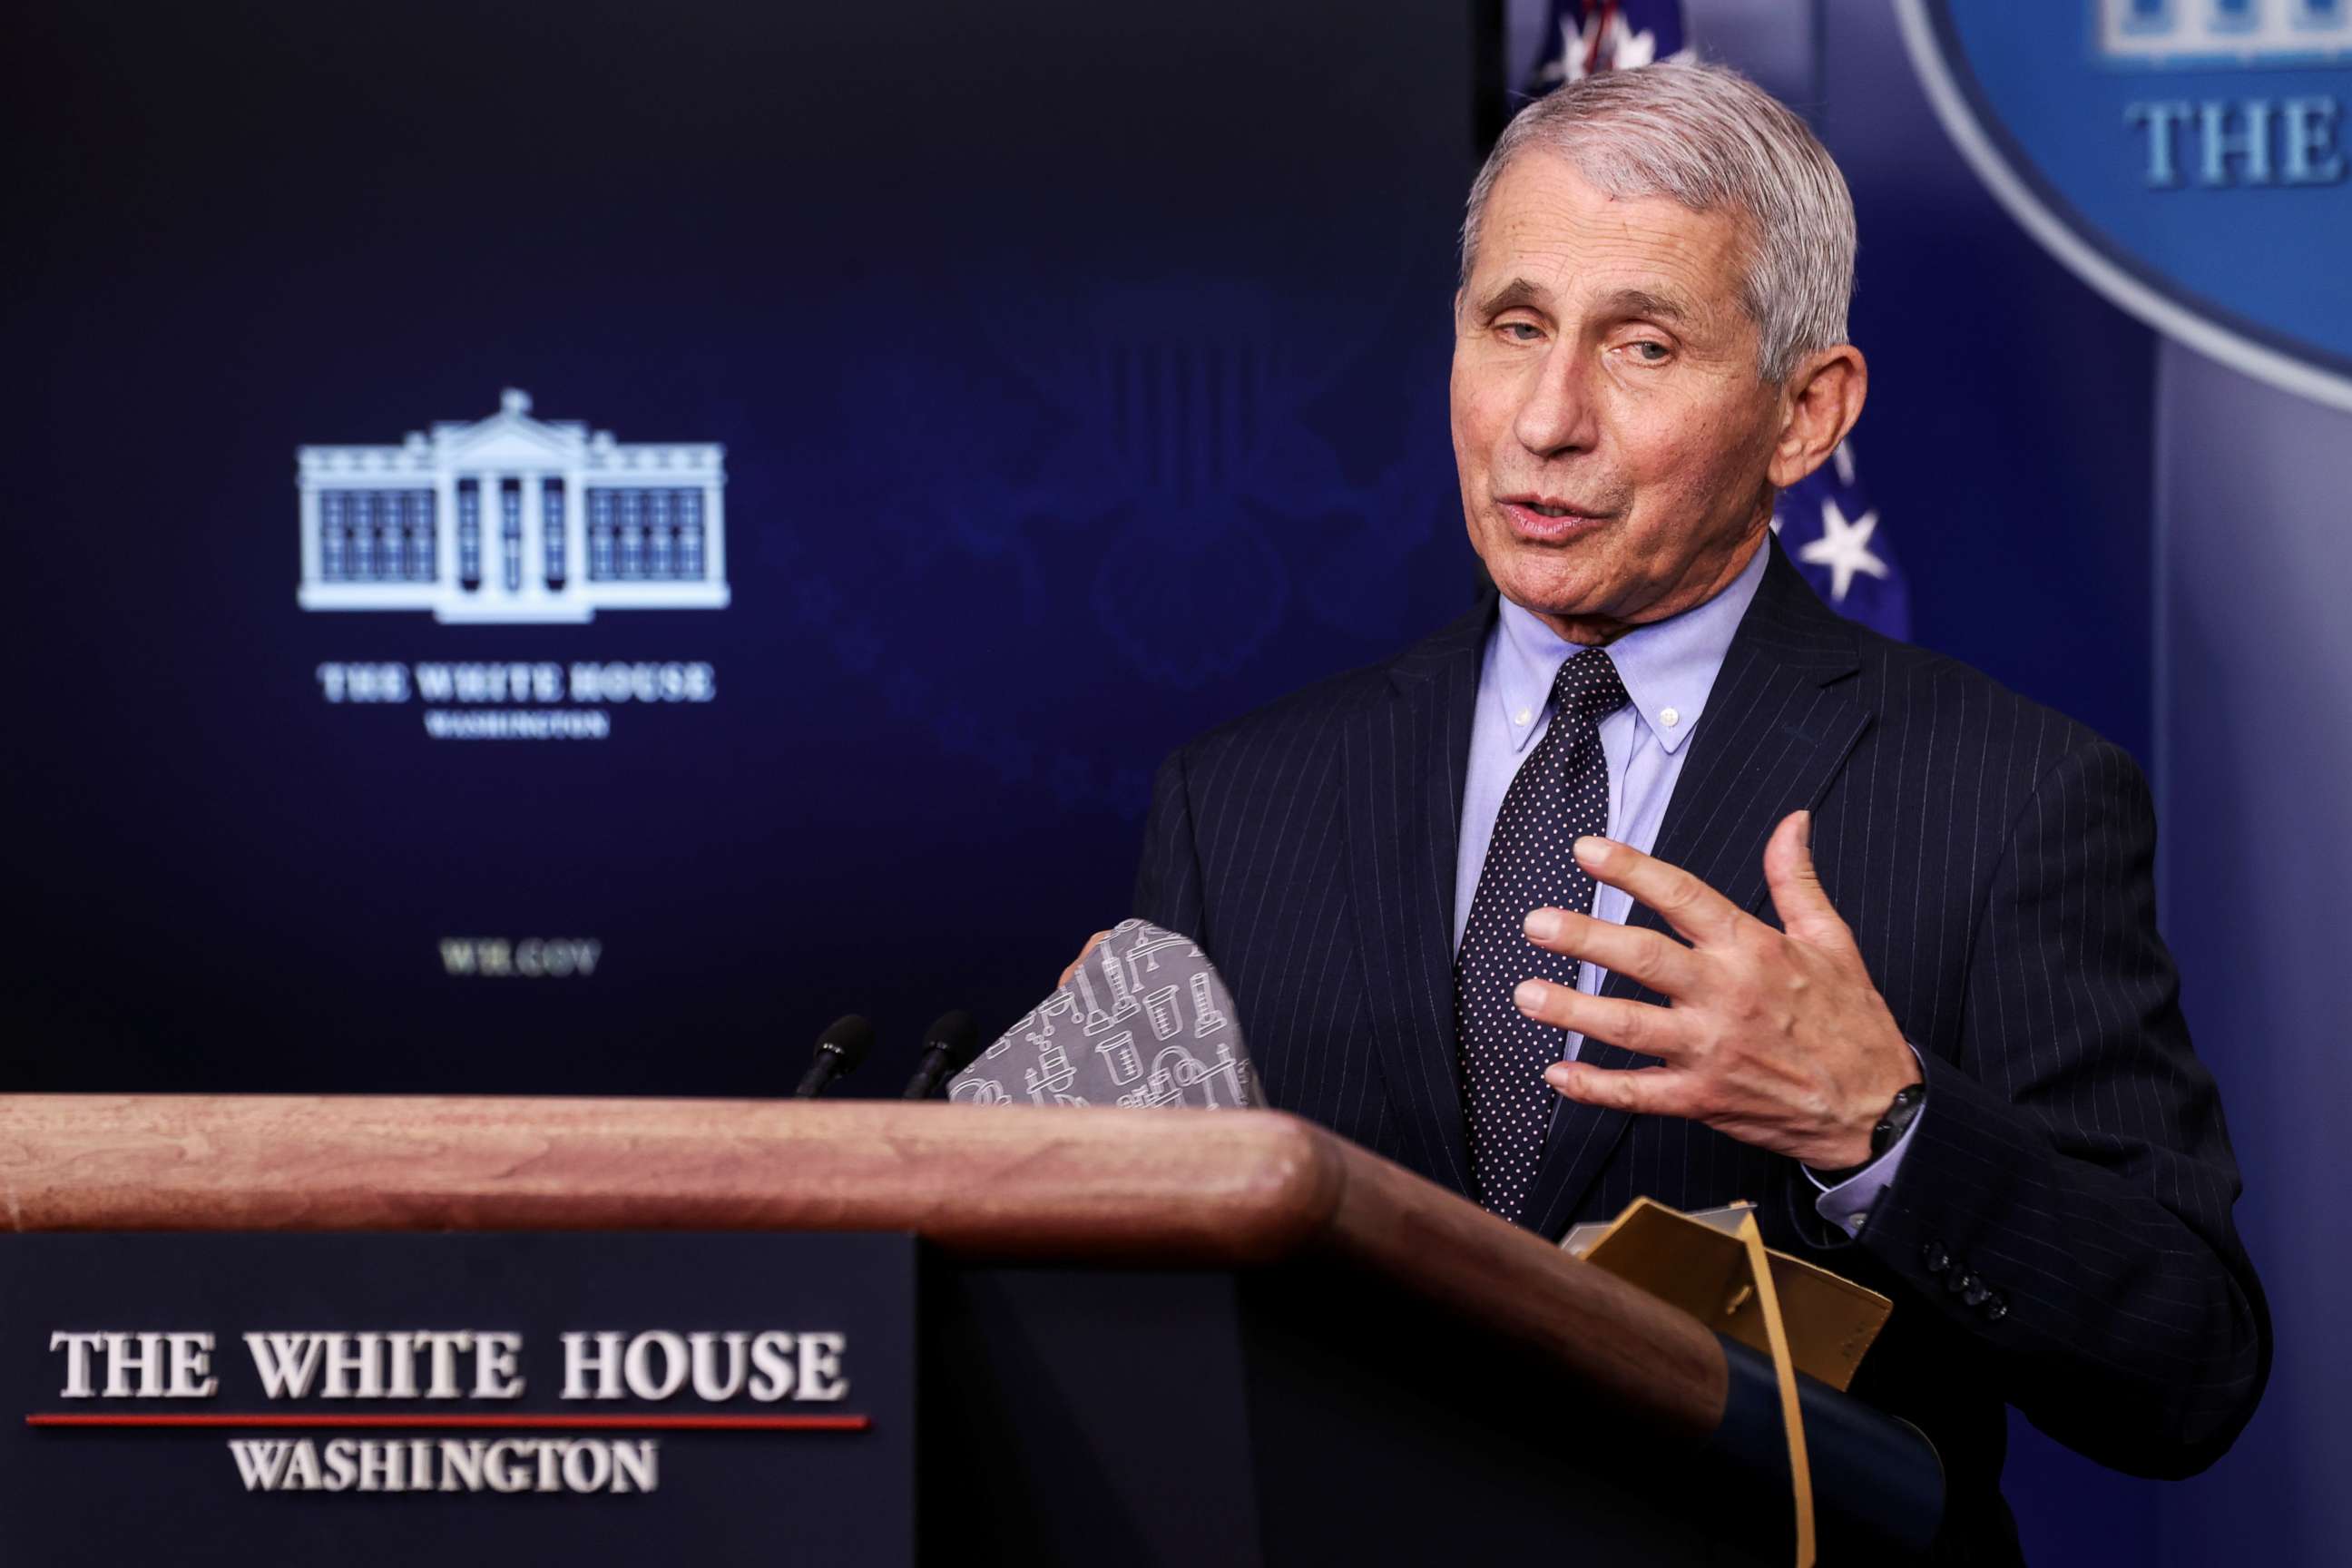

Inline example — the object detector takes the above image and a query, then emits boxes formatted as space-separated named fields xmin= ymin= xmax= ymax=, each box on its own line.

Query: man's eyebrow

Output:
xmin=1600 ymin=287 xmax=1696 ymax=326
xmin=1472 ymin=278 xmax=1550 ymax=318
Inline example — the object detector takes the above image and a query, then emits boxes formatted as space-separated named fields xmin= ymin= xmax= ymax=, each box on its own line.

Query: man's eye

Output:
xmin=1499 ymin=321 xmax=1544 ymax=343
xmin=1628 ymin=340 xmax=1671 ymax=363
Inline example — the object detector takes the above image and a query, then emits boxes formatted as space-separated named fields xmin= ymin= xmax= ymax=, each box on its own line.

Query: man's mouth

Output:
xmin=1497 ymin=496 xmax=1611 ymax=539
xmin=1499 ymin=494 xmax=1607 ymax=517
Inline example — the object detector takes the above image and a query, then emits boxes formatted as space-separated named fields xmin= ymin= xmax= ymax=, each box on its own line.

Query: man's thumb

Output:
xmin=1764 ymin=811 xmax=1849 ymax=948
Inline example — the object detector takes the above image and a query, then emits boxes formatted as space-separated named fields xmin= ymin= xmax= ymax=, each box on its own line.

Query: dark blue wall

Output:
xmin=1818 ymin=6 xmax=2157 ymax=766
xmin=3 ymin=1 xmax=1479 ymax=1093
xmin=1809 ymin=6 xmax=2340 ymax=1563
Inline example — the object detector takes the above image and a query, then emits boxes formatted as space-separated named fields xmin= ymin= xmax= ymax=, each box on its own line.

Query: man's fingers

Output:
xmin=1513 ymin=978 xmax=1686 ymax=1061
xmin=1573 ymin=835 xmax=1745 ymax=946
xmin=1057 ymin=930 xmax=1112 ymax=988
xmin=1543 ymin=1060 xmax=1701 ymax=1119
xmin=1761 ymin=810 xmax=1856 ymax=952
xmin=1521 ymin=907 xmax=1700 ymax=998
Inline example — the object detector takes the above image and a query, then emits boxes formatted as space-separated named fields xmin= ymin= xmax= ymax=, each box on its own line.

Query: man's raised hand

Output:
xmin=1514 ymin=810 xmax=1919 ymax=1170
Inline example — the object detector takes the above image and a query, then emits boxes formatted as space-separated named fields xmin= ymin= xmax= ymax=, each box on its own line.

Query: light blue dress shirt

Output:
xmin=1451 ymin=542 xmax=1913 ymax=1237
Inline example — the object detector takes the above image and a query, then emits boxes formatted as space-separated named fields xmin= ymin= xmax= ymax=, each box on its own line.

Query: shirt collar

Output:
xmin=1489 ymin=541 xmax=1770 ymax=757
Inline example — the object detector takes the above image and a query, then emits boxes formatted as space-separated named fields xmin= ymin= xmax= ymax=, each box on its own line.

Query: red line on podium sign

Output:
xmin=25 ymin=1413 xmax=870 ymax=1431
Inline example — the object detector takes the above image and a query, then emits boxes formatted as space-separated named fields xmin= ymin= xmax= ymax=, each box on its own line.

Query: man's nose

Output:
xmin=1512 ymin=346 xmax=1599 ymax=456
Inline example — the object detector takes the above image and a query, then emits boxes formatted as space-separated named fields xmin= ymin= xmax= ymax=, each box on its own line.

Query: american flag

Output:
xmin=1516 ymin=2 xmax=1910 ymax=639
xmin=1775 ymin=442 xmax=1907 ymax=639
xmin=1523 ymin=0 xmax=1690 ymax=93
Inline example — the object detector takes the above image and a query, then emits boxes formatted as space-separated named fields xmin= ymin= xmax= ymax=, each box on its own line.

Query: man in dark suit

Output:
xmin=1115 ymin=63 xmax=2268 ymax=1561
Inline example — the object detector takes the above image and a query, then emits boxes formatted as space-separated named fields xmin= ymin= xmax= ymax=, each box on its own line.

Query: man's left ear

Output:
xmin=1766 ymin=344 xmax=1868 ymax=491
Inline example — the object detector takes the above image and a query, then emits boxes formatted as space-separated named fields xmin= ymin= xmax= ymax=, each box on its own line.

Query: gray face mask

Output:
xmin=948 ymin=919 xmax=1266 ymax=1112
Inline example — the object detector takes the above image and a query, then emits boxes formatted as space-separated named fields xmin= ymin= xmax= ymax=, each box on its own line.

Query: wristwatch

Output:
xmin=1810 ymin=1080 xmax=1926 ymax=1184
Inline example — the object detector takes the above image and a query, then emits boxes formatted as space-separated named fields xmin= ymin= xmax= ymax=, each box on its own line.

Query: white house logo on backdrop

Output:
xmin=1897 ymin=2 xmax=2352 ymax=412
xmin=299 ymin=391 xmax=726 ymax=742
xmin=296 ymin=389 xmax=729 ymax=623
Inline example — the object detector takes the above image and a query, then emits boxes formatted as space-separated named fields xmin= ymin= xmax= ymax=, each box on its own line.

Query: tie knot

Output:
xmin=1550 ymin=648 xmax=1629 ymax=725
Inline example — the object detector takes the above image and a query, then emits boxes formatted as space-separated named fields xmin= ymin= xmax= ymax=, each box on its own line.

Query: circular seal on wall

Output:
xmin=1897 ymin=0 xmax=2352 ymax=411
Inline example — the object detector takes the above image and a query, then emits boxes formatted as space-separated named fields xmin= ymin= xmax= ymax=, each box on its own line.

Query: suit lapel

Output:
xmin=1521 ymin=544 xmax=1873 ymax=1238
xmin=1341 ymin=594 xmax=1491 ymax=1200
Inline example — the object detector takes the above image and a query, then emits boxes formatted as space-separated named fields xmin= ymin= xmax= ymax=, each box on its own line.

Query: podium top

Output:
xmin=0 ymin=1094 xmax=1727 ymax=1436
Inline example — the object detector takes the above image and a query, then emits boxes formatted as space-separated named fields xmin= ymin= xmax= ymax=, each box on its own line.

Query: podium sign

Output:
xmin=0 ymin=1232 xmax=915 ymax=1566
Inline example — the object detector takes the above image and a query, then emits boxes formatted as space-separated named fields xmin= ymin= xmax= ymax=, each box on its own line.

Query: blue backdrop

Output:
xmin=3 ymin=0 xmax=1479 ymax=1092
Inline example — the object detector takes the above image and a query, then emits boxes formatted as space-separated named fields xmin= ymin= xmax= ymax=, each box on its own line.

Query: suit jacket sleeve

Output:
xmin=1861 ymin=736 xmax=2270 ymax=1478
xmin=1132 ymin=749 xmax=1207 ymax=944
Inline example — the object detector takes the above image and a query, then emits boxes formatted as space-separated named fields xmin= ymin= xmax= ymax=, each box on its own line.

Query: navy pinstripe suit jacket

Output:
xmin=1132 ymin=543 xmax=2269 ymax=1560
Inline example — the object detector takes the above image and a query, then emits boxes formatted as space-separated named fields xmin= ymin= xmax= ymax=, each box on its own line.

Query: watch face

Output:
xmin=1872 ymin=1084 xmax=1926 ymax=1157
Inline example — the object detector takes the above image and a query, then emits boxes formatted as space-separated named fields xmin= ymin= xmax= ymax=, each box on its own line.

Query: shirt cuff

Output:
xmin=1802 ymin=1047 xmax=1926 ymax=1239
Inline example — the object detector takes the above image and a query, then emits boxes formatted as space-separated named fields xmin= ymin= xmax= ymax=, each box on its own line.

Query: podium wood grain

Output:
xmin=0 ymin=1095 xmax=1727 ymax=1435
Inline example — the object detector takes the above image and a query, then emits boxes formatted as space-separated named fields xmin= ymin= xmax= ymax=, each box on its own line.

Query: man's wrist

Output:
xmin=1809 ymin=1074 xmax=1927 ymax=1184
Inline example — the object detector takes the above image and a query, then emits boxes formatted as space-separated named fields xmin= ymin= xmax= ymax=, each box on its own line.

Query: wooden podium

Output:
xmin=0 ymin=1095 xmax=1941 ymax=1563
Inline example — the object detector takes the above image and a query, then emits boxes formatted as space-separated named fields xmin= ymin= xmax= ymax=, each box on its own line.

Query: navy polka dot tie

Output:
xmin=1454 ymin=648 xmax=1629 ymax=1225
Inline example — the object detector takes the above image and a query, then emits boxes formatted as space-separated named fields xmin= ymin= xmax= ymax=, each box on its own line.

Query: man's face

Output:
xmin=1450 ymin=152 xmax=1786 ymax=642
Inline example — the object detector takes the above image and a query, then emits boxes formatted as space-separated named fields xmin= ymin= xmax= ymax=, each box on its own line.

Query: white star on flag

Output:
xmin=1797 ymin=495 xmax=1890 ymax=603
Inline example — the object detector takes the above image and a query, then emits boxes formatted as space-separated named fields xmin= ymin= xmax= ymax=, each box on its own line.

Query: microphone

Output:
xmin=946 ymin=920 xmax=1264 ymax=1111
xmin=902 ymin=1009 xmax=983 ymax=1100
xmin=792 ymin=1014 xmax=876 ymax=1098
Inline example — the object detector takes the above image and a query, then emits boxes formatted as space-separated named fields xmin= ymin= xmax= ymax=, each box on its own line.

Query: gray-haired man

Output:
xmin=1114 ymin=62 xmax=2268 ymax=1561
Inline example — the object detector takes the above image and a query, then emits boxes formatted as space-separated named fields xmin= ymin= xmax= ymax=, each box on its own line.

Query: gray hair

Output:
xmin=1460 ymin=62 xmax=1856 ymax=384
